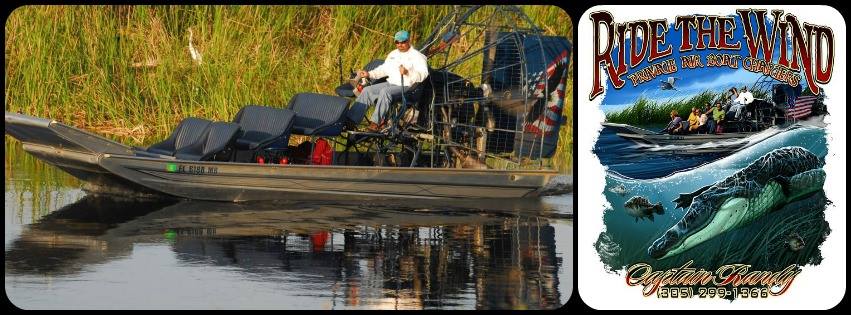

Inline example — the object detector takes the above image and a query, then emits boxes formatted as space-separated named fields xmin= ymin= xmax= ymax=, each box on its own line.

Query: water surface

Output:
xmin=4 ymin=141 xmax=572 ymax=310
xmin=593 ymin=124 xmax=724 ymax=179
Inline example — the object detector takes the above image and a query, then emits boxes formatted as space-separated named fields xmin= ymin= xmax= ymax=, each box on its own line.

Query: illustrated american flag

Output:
xmin=786 ymin=95 xmax=818 ymax=119
xmin=524 ymin=49 xmax=568 ymax=136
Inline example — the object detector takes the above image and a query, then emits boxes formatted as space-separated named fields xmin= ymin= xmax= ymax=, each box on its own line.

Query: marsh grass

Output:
xmin=5 ymin=5 xmax=571 ymax=173
xmin=606 ymin=91 xmax=717 ymax=125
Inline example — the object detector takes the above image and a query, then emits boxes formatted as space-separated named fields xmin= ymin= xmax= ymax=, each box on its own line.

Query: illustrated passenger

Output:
xmin=353 ymin=30 xmax=429 ymax=132
xmin=696 ymin=108 xmax=710 ymax=134
xmin=662 ymin=110 xmax=683 ymax=135
xmin=725 ymin=87 xmax=738 ymax=113
xmin=727 ymin=87 xmax=739 ymax=110
xmin=687 ymin=107 xmax=700 ymax=133
xmin=729 ymin=86 xmax=754 ymax=120
xmin=737 ymin=86 xmax=754 ymax=104
xmin=733 ymin=86 xmax=754 ymax=119
xmin=704 ymin=102 xmax=716 ymax=134
xmin=712 ymin=101 xmax=726 ymax=133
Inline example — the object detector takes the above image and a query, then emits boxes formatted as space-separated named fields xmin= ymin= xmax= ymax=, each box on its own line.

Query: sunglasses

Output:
xmin=395 ymin=40 xmax=408 ymax=44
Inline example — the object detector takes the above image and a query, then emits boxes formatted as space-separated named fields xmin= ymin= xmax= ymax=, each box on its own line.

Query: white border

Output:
xmin=578 ymin=5 xmax=846 ymax=309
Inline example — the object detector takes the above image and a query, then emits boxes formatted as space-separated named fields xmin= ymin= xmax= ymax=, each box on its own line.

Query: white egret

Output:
xmin=188 ymin=27 xmax=202 ymax=65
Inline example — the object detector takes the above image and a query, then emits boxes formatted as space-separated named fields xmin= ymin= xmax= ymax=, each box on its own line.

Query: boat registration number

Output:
xmin=166 ymin=163 xmax=218 ymax=175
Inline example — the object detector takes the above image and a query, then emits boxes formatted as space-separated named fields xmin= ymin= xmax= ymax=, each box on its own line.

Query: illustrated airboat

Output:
xmin=5 ymin=5 xmax=571 ymax=201
xmin=604 ymin=73 xmax=827 ymax=151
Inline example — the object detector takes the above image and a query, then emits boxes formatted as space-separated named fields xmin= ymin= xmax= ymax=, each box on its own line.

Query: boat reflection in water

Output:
xmin=5 ymin=195 xmax=571 ymax=310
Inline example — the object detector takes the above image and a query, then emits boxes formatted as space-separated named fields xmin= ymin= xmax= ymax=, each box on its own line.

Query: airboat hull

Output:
xmin=603 ymin=122 xmax=753 ymax=147
xmin=6 ymin=112 xmax=566 ymax=201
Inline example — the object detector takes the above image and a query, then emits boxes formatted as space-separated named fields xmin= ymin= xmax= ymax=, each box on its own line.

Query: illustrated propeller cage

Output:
xmin=403 ymin=5 xmax=570 ymax=170
xmin=750 ymin=73 xmax=825 ymax=126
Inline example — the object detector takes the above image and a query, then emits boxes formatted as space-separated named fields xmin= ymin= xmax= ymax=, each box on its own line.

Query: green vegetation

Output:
xmin=606 ymin=91 xmax=717 ymax=125
xmin=5 ymin=5 xmax=571 ymax=173
xmin=606 ymin=89 xmax=768 ymax=125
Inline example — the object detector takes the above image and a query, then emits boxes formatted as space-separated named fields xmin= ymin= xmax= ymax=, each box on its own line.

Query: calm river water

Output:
xmin=4 ymin=141 xmax=572 ymax=310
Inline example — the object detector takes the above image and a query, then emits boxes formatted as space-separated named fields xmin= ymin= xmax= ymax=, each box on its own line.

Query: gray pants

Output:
xmin=354 ymin=82 xmax=405 ymax=123
xmin=729 ymin=102 xmax=745 ymax=119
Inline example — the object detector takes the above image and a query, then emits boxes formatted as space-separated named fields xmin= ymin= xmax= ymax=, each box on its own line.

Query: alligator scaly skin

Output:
xmin=648 ymin=147 xmax=822 ymax=259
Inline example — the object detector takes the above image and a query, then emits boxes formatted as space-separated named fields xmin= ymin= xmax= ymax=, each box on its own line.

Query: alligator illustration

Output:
xmin=648 ymin=146 xmax=826 ymax=260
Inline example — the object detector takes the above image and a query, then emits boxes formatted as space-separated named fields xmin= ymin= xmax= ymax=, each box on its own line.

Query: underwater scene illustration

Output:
xmin=596 ymin=126 xmax=830 ymax=273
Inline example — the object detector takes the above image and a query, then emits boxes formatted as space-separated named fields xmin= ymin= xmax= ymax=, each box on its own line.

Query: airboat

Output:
xmin=5 ymin=5 xmax=571 ymax=201
xmin=604 ymin=74 xmax=826 ymax=151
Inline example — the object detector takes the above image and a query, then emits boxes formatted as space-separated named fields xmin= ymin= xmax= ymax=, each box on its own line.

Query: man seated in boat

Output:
xmin=695 ymin=107 xmax=711 ymax=134
xmin=687 ymin=107 xmax=701 ymax=133
xmin=352 ymin=30 xmax=429 ymax=132
xmin=662 ymin=110 xmax=684 ymax=135
xmin=724 ymin=87 xmax=737 ymax=110
xmin=728 ymin=86 xmax=754 ymax=120
xmin=711 ymin=101 xmax=726 ymax=134
xmin=702 ymin=102 xmax=716 ymax=135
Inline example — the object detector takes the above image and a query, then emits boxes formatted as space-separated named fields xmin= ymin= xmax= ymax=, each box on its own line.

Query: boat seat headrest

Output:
xmin=146 ymin=117 xmax=212 ymax=156
xmin=288 ymin=92 xmax=350 ymax=136
xmin=232 ymin=105 xmax=296 ymax=150
xmin=174 ymin=122 xmax=241 ymax=161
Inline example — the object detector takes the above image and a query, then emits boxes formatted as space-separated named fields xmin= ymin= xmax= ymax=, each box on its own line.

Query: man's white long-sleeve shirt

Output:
xmin=368 ymin=48 xmax=429 ymax=87
xmin=735 ymin=91 xmax=754 ymax=105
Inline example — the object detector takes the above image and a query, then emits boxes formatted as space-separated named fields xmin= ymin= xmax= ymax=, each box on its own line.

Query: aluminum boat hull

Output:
xmin=6 ymin=112 xmax=568 ymax=201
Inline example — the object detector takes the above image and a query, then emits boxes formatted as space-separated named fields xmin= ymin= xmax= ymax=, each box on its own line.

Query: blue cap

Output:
xmin=394 ymin=30 xmax=409 ymax=42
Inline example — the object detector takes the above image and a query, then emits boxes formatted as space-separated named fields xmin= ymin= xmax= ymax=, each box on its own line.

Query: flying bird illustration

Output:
xmin=659 ymin=77 xmax=679 ymax=90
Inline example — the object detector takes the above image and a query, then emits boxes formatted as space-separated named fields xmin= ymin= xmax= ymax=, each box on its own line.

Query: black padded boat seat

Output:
xmin=287 ymin=93 xmax=351 ymax=137
xmin=147 ymin=117 xmax=212 ymax=156
xmin=174 ymin=122 xmax=241 ymax=161
xmin=232 ymin=105 xmax=296 ymax=150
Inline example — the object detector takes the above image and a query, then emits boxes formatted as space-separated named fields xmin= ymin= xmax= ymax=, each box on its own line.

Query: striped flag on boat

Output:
xmin=524 ymin=49 xmax=569 ymax=136
xmin=786 ymin=95 xmax=818 ymax=119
